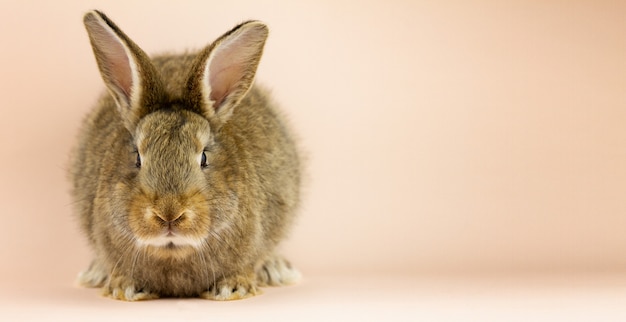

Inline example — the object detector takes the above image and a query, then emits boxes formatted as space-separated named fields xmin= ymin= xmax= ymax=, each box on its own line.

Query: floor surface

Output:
xmin=2 ymin=273 xmax=626 ymax=321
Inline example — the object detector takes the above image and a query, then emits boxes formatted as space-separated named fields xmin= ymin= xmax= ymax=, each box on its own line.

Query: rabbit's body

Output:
xmin=70 ymin=11 xmax=301 ymax=301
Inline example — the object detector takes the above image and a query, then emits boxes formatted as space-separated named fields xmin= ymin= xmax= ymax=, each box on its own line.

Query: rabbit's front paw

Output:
xmin=256 ymin=254 xmax=301 ymax=287
xmin=102 ymin=275 xmax=158 ymax=301
xmin=201 ymin=273 xmax=260 ymax=301
xmin=77 ymin=260 xmax=107 ymax=288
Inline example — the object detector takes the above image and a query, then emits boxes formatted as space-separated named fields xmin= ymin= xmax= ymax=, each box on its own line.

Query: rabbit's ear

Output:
xmin=186 ymin=21 xmax=268 ymax=124
xmin=83 ymin=10 xmax=164 ymax=132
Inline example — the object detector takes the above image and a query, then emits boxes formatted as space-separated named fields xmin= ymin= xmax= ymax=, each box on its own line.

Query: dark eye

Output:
xmin=200 ymin=151 xmax=207 ymax=168
xmin=135 ymin=152 xmax=141 ymax=168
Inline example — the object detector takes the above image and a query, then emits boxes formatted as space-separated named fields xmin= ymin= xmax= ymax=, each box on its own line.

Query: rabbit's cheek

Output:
xmin=123 ymin=192 xmax=149 ymax=232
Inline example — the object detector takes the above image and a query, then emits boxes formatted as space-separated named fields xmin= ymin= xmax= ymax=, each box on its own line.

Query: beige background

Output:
xmin=0 ymin=0 xmax=625 ymax=320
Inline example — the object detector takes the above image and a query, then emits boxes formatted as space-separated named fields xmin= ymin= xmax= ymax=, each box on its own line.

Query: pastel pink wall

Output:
xmin=0 ymin=1 xmax=624 ymax=285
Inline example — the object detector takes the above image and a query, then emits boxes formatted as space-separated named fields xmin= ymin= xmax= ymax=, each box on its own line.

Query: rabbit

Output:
xmin=69 ymin=10 xmax=302 ymax=301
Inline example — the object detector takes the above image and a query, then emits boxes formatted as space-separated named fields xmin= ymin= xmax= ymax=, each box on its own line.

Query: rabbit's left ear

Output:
xmin=83 ymin=10 xmax=165 ymax=132
xmin=185 ymin=21 xmax=268 ymax=124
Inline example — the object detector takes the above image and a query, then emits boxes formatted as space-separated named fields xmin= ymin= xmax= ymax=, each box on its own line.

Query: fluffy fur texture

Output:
xmin=70 ymin=10 xmax=301 ymax=301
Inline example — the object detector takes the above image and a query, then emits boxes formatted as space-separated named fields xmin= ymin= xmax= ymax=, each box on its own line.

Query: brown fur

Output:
xmin=69 ymin=10 xmax=301 ymax=301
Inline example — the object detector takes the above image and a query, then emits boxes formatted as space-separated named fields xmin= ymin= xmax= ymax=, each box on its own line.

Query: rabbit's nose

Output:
xmin=155 ymin=210 xmax=185 ymax=223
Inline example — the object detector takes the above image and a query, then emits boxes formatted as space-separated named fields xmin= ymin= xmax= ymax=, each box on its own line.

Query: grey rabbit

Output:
xmin=69 ymin=10 xmax=302 ymax=300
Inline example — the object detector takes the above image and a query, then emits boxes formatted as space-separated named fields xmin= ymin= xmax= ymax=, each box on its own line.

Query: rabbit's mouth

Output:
xmin=136 ymin=232 xmax=204 ymax=249
xmin=129 ymin=206 xmax=209 ymax=251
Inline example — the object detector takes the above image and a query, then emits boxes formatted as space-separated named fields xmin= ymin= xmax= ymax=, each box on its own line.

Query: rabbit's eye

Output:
xmin=135 ymin=153 xmax=141 ymax=168
xmin=200 ymin=151 xmax=208 ymax=168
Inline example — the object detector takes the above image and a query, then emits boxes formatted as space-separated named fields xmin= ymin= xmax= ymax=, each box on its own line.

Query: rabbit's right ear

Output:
xmin=83 ymin=10 xmax=164 ymax=132
xmin=185 ymin=21 xmax=268 ymax=127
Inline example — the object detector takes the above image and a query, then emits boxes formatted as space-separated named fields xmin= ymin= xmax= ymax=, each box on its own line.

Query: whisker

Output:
xmin=202 ymin=240 xmax=218 ymax=289
xmin=195 ymin=245 xmax=210 ymax=291
xmin=105 ymin=242 xmax=133 ymax=291
xmin=130 ymin=246 xmax=142 ymax=282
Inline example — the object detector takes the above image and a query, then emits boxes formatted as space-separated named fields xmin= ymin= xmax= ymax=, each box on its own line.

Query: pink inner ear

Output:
xmin=108 ymin=53 xmax=133 ymax=98
xmin=208 ymin=57 xmax=245 ymax=111
xmin=206 ymin=25 xmax=265 ymax=111
xmin=86 ymin=15 xmax=134 ymax=103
